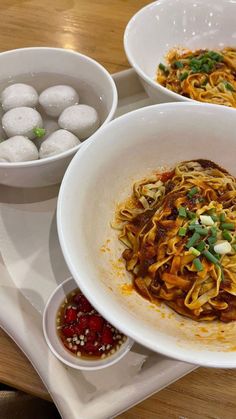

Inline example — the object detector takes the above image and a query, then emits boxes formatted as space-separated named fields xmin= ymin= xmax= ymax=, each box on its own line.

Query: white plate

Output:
xmin=0 ymin=69 xmax=195 ymax=419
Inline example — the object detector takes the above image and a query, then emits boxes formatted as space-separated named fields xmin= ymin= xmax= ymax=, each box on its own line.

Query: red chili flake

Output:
xmin=89 ymin=315 xmax=104 ymax=332
xmin=101 ymin=326 xmax=114 ymax=345
xmin=73 ymin=294 xmax=92 ymax=312
xmin=64 ymin=307 xmax=78 ymax=323
xmin=84 ymin=342 xmax=99 ymax=353
xmin=86 ymin=330 xmax=97 ymax=343
xmin=160 ymin=170 xmax=174 ymax=183
xmin=62 ymin=325 xmax=76 ymax=337
xmin=74 ymin=315 xmax=90 ymax=334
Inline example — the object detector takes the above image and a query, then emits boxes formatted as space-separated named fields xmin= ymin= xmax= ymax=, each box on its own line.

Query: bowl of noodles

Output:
xmin=58 ymin=102 xmax=236 ymax=368
xmin=124 ymin=0 xmax=236 ymax=108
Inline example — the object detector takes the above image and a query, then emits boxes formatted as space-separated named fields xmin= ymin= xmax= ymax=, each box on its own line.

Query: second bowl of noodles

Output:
xmin=57 ymin=102 xmax=236 ymax=368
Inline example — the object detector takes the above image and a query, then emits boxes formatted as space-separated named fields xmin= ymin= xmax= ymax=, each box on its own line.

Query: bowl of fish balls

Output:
xmin=0 ymin=47 xmax=118 ymax=188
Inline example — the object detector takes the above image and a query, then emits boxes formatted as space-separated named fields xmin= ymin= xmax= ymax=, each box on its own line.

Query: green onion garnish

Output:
xmin=210 ymin=226 xmax=217 ymax=237
xmin=219 ymin=213 xmax=226 ymax=222
xmin=211 ymin=215 xmax=218 ymax=222
xmin=208 ymin=236 xmax=217 ymax=245
xmin=178 ymin=227 xmax=187 ymax=237
xmin=232 ymin=244 xmax=236 ymax=252
xmin=196 ymin=241 xmax=206 ymax=252
xmin=224 ymin=82 xmax=235 ymax=92
xmin=203 ymin=250 xmax=219 ymax=265
xmin=221 ymin=222 xmax=235 ymax=231
xmin=33 ymin=127 xmax=46 ymax=138
xmin=179 ymin=71 xmax=188 ymax=81
xmin=193 ymin=258 xmax=203 ymax=272
xmin=194 ymin=226 xmax=209 ymax=236
xmin=188 ymin=186 xmax=199 ymax=198
xmin=187 ymin=210 xmax=196 ymax=219
xmin=189 ymin=247 xmax=200 ymax=257
xmin=186 ymin=232 xmax=201 ymax=249
xmin=178 ymin=206 xmax=187 ymax=218
xmin=173 ymin=60 xmax=184 ymax=69
xmin=222 ymin=230 xmax=232 ymax=242
xmin=159 ymin=63 xmax=169 ymax=75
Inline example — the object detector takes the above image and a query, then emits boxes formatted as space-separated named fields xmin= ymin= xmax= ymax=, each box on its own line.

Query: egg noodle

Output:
xmin=114 ymin=160 xmax=236 ymax=322
xmin=157 ymin=48 xmax=236 ymax=108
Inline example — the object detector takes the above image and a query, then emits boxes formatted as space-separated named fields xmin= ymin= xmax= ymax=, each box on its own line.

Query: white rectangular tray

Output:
xmin=0 ymin=69 xmax=196 ymax=419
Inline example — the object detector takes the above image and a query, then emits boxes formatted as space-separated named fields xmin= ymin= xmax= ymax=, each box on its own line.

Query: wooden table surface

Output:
xmin=0 ymin=1 xmax=236 ymax=418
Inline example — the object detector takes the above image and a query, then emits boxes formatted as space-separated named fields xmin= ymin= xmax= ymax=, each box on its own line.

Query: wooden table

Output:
xmin=0 ymin=1 xmax=236 ymax=418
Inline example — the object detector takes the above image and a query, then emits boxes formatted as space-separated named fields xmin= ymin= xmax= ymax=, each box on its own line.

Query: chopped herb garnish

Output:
xmin=193 ymin=258 xmax=203 ymax=272
xmin=221 ymin=222 xmax=235 ymax=231
xmin=224 ymin=82 xmax=235 ymax=92
xmin=173 ymin=60 xmax=184 ymax=69
xmin=33 ymin=127 xmax=46 ymax=138
xmin=196 ymin=241 xmax=206 ymax=252
xmin=210 ymin=226 xmax=217 ymax=237
xmin=159 ymin=63 xmax=169 ymax=75
xmin=178 ymin=206 xmax=187 ymax=218
xmin=188 ymin=186 xmax=199 ymax=198
xmin=211 ymin=214 xmax=218 ymax=222
xmin=222 ymin=230 xmax=232 ymax=242
xmin=203 ymin=249 xmax=219 ymax=265
xmin=232 ymin=244 xmax=236 ymax=252
xmin=178 ymin=227 xmax=187 ymax=237
xmin=187 ymin=210 xmax=196 ymax=219
xmin=219 ymin=213 xmax=226 ymax=222
xmin=179 ymin=71 xmax=188 ymax=81
xmin=194 ymin=226 xmax=209 ymax=236
xmin=190 ymin=247 xmax=200 ymax=257
xmin=207 ymin=236 xmax=217 ymax=245
xmin=186 ymin=232 xmax=201 ymax=249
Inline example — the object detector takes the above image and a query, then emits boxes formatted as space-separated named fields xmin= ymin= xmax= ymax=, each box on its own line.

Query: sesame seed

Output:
xmin=76 ymin=351 xmax=81 ymax=357
xmin=72 ymin=345 xmax=78 ymax=350
xmin=111 ymin=328 xmax=115 ymax=332
xmin=106 ymin=344 xmax=111 ymax=350
xmin=68 ymin=343 xmax=72 ymax=349
xmin=76 ymin=340 xmax=80 ymax=345
xmin=80 ymin=341 xmax=85 ymax=346
xmin=56 ymin=319 xmax=60 ymax=323
xmin=117 ymin=335 xmax=121 ymax=339
xmin=101 ymin=345 xmax=105 ymax=351
xmin=72 ymin=337 xmax=77 ymax=342
xmin=111 ymin=349 xmax=115 ymax=354
xmin=101 ymin=354 xmax=106 ymax=359
xmin=79 ymin=335 xmax=84 ymax=340
xmin=94 ymin=341 xmax=98 ymax=346
xmin=66 ymin=338 xmax=72 ymax=342
xmin=85 ymin=329 xmax=89 ymax=335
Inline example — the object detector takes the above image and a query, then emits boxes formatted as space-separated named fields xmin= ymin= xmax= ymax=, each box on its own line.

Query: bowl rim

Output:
xmin=123 ymin=0 xmax=226 ymax=104
xmin=57 ymin=101 xmax=236 ymax=368
xmin=43 ymin=277 xmax=134 ymax=370
xmin=0 ymin=46 xmax=118 ymax=168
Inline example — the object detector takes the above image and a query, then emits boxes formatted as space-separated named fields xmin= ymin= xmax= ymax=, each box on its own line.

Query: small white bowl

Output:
xmin=0 ymin=47 xmax=117 ymax=188
xmin=57 ymin=102 xmax=236 ymax=368
xmin=124 ymin=0 xmax=235 ymax=104
xmin=43 ymin=277 xmax=133 ymax=370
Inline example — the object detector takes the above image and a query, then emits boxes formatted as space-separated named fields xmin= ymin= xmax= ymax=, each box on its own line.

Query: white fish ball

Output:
xmin=2 ymin=107 xmax=43 ymax=139
xmin=39 ymin=85 xmax=79 ymax=117
xmin=58 ymin=104 xmax=100 ymax=140
xmin=1 ymin=83 xmax=38 ymax=111
xmin=0 ymin=135 xmax=38 ymax=162
xmin=0 ymin=108 xmax=6 ymax=141
xmin=39 ymin=129 xmax=81 ymax=159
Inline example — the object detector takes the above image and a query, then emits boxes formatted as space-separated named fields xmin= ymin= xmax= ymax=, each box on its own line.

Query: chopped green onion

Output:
xmin=173 ymin=60 xmax=184 ymax=69
xmin=159 ymin=63 xmax=169 ymax=74
xmin=220 ymin=266 xmax=225 ymax=281
xmin=224 ymin=82 xmax=235 ymax=92
xmin=179 ymin=71 xmax=188 ymax=81
xmin=187 ymin=210 xmax=196 ymax=219
xmin=178 ymin=206 xmax=187 ymax=218
xmin=194 ymin=226 xmax=209 ymax=236
xmin=193 ymin=258 xmax=203 ymax=272
xmin=232 ymin=244 xmax=236 ymax=252
xmin=189 ymin=224 xmax=199 ymax=230
xmin=196 ymin=241 xmax=206 ymax=252
xmin=207 ymin=208 xmax=216 ymax=215
xmin=186 ymin=232 xmax=201 ymax=249
xmin=219 ymin=213 xmax=226 ymax=222
xmin=178 ymin=227 xmax=187 ymax=237
xmin=221 ymin=222 xmax=235 ymax=231
xmin=200 ymin=215 xmax=214 ymax=226
xmin=188 ymin=186 xmax=199 ymax=198
xmin=208 ymin=236 xmax=217 ymax=245
xmin=203 ymin=249 xmax=219 ymax=265
xmin=189 ymin=247 xmax=200 ymax=257
xmin=211 ymin=214 xmax=218 ymax=222
xmin=33 ymin=127 xmax=46 ymax=138
xmin=210 ymin=226 xmax=217 ymax=237
xmin=222 ymin=230 xmax=232 ymax=242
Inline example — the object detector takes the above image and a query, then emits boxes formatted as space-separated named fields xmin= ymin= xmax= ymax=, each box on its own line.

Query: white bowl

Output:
xmin=0 ymin=47 xmax=117 ymax=188
xmin=43 ymin=277 xmax=133 ymax=370
xmin=57 ymin=102 xmax=236 ymax=368
xmin=124 ymin=0 xmax=235 ymax=104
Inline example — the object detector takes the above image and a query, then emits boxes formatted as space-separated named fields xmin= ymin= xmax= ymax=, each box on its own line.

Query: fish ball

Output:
xmin=0 ymin=135 xmax=38 ymax=162
xmin=39 ymin=129 xmax=81 ymax=159
xmin=1 ymin=83 xmax=38 ymax=111
xmin=2 ymin=107 xmax=43 ymax=139
xmin=58 ymin=104 xmax=100 ymax=140
xmin=39 ymin=85 xmax=79 ymax=117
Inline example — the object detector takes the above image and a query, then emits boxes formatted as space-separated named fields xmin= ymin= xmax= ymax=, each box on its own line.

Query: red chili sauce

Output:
xmin=57 ymin=288 xmax=127 ymax=359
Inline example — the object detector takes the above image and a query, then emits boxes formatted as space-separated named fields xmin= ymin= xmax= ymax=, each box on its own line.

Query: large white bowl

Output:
xmin=124 ymin=0 xmax=235 ymax=104
xmin=57 ymin=102 xmax=236 ymax=368
xmin=0 ymin=47 xmax=117 ymax=188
